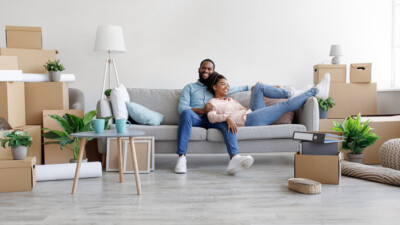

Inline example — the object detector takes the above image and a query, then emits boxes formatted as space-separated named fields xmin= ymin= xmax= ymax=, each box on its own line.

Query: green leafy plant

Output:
xmin=43 ymin=59 xmax=65 ymax=72
xmin=331 ymin=113 xmax=379 ymax=154
xmin=1 ymin=130 xmax=32 ymax=148
xmin=104 ymin=89 xmax=112 ymax=97
xmin=42 ymin=110 xmax=112 ymax=160
xmin=318 ymin=97 xmax=336 ymax=111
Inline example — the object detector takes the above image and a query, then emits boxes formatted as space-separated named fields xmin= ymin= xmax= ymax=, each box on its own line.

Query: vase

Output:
xmin=12 ymin=146 xmax=27 ymax=160
xmin=347 ymin=153 xmax=363 ymax=163
xmin=49 ymin=71 xmax=62 ymax=82
xmin=70 ymin=158 xmax=88 ymax=163
xmin=319 ymin=108 xmax=328 ymax=119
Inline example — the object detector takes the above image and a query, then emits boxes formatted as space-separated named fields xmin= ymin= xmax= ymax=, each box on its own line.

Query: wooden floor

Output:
xmin=1 ymin=153 xmax=400 ymax=225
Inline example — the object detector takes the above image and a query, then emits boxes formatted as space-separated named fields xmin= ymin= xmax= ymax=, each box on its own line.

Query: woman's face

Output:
xmin=213 ymin=78 xmax=230 ymax=97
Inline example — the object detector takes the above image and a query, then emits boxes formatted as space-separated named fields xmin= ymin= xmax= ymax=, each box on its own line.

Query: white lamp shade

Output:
xmin=329 ymin=45 xmax=343 ymax=56
xmin=94 ymin=25 xmax=126 ymax=53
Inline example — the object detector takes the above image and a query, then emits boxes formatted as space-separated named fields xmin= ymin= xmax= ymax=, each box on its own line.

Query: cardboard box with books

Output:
xmin=0 ymin=156 xmax=36 ymax=193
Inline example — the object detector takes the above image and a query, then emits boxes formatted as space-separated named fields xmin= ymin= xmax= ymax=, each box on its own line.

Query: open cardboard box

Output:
xmin=294 ymin=151 xmax=341 ymax=185
xmin=0 ymin=156 xmax=36 ymax=192
xmin=0 ymin=48 xmax=56 ymax=73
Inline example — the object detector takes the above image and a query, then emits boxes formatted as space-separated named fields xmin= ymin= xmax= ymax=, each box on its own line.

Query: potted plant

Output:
xmin=42 ymin=110 xmax=112 ymax=163
xmin=331 ymin=113 xmax=379 ymax=163
xmin=43 ymin=59 xmax=65 ymax=82
xmin=317 ymin=97 xmax=335 ymax=119
xmin=0 ymin=130 xmax=32 ymax=160
xmin=104 ymin=89 xmax=112 ymax=99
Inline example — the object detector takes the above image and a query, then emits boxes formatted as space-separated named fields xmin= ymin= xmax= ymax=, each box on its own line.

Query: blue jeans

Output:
xmin=245 ymin=83 xmax=317 ymax=126
xmin=177 ymin=109 xmax=238 ymax=157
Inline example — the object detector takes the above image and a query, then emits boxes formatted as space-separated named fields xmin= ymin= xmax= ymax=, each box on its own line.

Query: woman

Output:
xmin=206 ymin=73 xmax=330 ymax=134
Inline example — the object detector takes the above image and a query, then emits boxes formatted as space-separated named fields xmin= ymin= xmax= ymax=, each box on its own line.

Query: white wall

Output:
xmin=0 ymin=0 xmax=392 ymax=112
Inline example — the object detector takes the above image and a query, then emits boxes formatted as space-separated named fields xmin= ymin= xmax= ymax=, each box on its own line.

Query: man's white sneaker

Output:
xmin=226 ymin=155 xmax=254 ymax=175
xmin=174 ymin=155 xmax=187 ymax=174
xmin=315 ymin=73 xmax=331 ymax=100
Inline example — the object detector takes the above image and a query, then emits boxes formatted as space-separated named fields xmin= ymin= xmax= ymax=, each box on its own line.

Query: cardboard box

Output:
xmin=0 ymin=125 xmax=42 ymax=164
xmin=6 ymin=26 xmax=42 ymax=49
xmin=350 ymin=63 xmax=372 ymax=83
xmin=106 ymin=136 xmax=155 ymax=173
xmin=0 ymin=48 xmax=56 ymax=73
xmin=314 ymin=64 xmax=346 ymax=84
xmin=294 ymin=152 xmax=341 ymax=184
xmin=0 ymin=56 xmax=18 ymax=70
xmin=0 ymin=156 xmax=36 ymax=192
xmin=25 ymin=82 xmax=69 ymax=125
xmin=0 ymin=82 xmax=26 ymax=127
xmin=327 ymin=83 xmax=377 ymax=118
xmin=319 ymin=116 xmax=400 ymax=165
xmin=43 ymin=110 xmax=84 ymax=164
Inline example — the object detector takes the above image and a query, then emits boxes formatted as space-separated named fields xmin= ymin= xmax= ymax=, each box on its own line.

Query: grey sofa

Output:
xmin=96 ymin=88 xmax=319 ymax=155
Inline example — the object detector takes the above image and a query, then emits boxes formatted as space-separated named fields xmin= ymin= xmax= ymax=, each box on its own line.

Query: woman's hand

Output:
xmin=226 ymin=116 xmax=238 ymax=134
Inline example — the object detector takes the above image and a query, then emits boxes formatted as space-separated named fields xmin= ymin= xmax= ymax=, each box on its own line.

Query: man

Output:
xmin=175 ymin=59 xmax=254 ymax=175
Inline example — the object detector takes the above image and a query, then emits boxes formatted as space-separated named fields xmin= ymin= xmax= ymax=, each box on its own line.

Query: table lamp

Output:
xmin=329 ymin=45 xmax=343 ymax=64
xmin=94 ymin=25 xmax=126 ymax=99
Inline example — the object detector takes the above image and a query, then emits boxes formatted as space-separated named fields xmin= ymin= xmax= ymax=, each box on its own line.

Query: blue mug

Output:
xmin=115 ymin=118 xmax=131 ymax=133
xmin=90 ymin=119 xmax=105 ymax=133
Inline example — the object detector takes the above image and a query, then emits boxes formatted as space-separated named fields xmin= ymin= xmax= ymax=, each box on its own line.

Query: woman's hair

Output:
xmin=207 ymin=72 xmax=227 ymax=95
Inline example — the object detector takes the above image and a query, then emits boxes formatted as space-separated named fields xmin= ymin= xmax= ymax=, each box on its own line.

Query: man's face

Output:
xmin=198 ymin=61 xmax=214 ymax=80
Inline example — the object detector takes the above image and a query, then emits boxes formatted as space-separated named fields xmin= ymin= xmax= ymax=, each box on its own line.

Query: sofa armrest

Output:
xmin=296 ymin=97 xmax=319 ymax=131
xmin=96 ymin=99 xmax=113 ymax=154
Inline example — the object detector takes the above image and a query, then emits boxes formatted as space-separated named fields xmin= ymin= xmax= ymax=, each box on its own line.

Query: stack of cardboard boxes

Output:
xmin=0 ymin=26 xmax=70 ymax=192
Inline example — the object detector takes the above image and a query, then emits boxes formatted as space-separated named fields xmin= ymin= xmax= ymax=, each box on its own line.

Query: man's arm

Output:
xmin=228 ymin=84 xmax=252 ymax=94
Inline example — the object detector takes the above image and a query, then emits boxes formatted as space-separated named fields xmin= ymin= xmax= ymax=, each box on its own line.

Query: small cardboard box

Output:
xmin=350 ymin=63 xmax=372 ymax=83
xmin=25 ymin=82 xmax=69 ymax=125
xmin=0 ymin=56 xmax=18 ymax=70
xmin=0 ymin=125 xmax=42 ymax=164
xmin=43 ymin=110 xmax=84 ymax=164
xmin=327 ymin=83 xmax=377 ymax=119
xmin=0 ymin=48 xmax=56 ymax=73
xmin=0 ymin=82 xmax=26 ymax=127
xmin=6 ymin=26 xmax=42 ymax=50
xmin=314 ymin=64 xmax=346 ymax=84
xmin=294 ymin=152 xmax=341 ymax=185
xmin=319 ymin=116 xmax=400 ymax=165
xmin=0 ymin=156 xmax=36 ymax=192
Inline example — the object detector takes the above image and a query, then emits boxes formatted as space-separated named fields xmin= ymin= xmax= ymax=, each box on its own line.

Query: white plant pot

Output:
xmin=49 ymin=71 xmax=62 ymax=82
xmin=12 ymin=146 xmax=27 ymax=160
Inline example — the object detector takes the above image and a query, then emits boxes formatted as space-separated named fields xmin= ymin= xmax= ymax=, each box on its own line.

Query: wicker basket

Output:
xmin=288 ymin=178 xmax=322 ymax=194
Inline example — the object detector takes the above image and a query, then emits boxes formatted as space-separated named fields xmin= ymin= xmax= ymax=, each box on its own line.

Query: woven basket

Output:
xmin=379 ymin=139 xmax=400 ymax=170
xmin=288 ymin=178 xmax=321 ymax=194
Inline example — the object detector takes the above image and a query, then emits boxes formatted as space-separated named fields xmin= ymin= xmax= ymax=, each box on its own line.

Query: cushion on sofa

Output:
xmin=110 ymin=84 xmax=130 ymax=120
xmin=131 ymin=124 xmax=207 ymax=141
xmin=127 ymin=88 xmax=181 ymax=125
xmin=264 ymin=98 xmax=294 ymax=124
xmin=126 ymin=102 xmax=164 ymax=125
xmin=207 ymin=124 xmax=306 ymax=142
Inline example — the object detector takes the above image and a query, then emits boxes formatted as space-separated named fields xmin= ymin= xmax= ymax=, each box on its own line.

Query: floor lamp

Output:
xmin=94 ymin=25 xmax=126 ymax=99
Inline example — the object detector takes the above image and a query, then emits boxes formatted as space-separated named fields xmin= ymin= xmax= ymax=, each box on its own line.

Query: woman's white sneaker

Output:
xmin=226 ymin=155 xmax=254 ymax=175
xmin=175 ymin=155 xmax=187 ymax=174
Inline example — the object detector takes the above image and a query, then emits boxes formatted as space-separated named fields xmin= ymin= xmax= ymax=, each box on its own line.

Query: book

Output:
xmin=293 ymin=131 xmax=343 ymax=143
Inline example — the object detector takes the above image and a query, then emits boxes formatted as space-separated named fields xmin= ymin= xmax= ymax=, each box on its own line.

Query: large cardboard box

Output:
xmin=314 ymin=64 xmax=346 ymax=84
xmin=43 ymin=110 xmax=84 ymax=164
xmin=0 ymin=56 xmax=18 ymax=70
xmin=0 ymin=48 xmax=56 ymax=73
xmin=294 ymin=152 xmax=341 ymax=184
xmin=0 ymin=156 xmax=36 ymax=192
xmin=25 ymin=82 xmax=69 ymax=125
xmin=0 ymin=126 xmax=42 ymax=164
xmin=0 ymin=82 xmax=26 ymax=127
xmin=6 ymin=26 xmax=42 ymax=50
xmin=319 ymin=116 xmax=400 ymax=165
xmin=327 ymin=83 xmax=377 ymax=119
xmin=350 ymin=63 xmax=372 ymax=83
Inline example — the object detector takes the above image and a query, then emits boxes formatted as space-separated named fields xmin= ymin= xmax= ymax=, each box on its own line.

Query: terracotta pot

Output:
xmin=12 ymin=146 xmax=27 ymax=160
xmin=347 ymin=153 xmax=363 ymax=164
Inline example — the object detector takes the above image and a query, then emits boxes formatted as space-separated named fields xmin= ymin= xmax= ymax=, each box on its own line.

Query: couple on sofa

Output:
xmin=175 ymin=59 xmax=330 ymax=175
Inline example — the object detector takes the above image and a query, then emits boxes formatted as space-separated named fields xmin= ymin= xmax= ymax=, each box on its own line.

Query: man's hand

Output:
xmin=191 ymin=103 xmax=213 ymax=115
xmin=226 ymin=116 xmax=238 ymax=134
xmin=205 ymin=103 xmax=213 ymax=113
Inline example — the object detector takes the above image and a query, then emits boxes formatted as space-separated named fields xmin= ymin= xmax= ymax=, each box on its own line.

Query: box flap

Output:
xmin=314 ymin=64 xmax=346 ymax=69
xmin=350 ymin=63 xmax=372 ymax=68
xmin=0 ymin=156 xmax=36 ymax=169
xmin=6 ymin=26 xmax=41 ymax=32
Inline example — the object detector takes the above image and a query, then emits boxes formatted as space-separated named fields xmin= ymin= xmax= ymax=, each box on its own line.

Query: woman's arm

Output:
xmin=207 ymin=110 xmax=230 ymax=123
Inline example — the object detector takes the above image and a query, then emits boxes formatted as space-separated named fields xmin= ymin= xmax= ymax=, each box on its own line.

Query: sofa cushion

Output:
xmin=110 ymin=84 xmax=130 ymax=119
xmin=131 ymin=124 xmax=206 ymax=141
xmin=127 ymin=88 xmax=181 ymax=125
xmin=206 ymin=124 xmax=306 ymax=142
xmin=126 ymin=102 xmax=164 ymax=125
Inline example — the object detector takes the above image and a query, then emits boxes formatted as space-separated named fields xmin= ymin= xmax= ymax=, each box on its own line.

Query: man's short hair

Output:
xmin=200 ymin=59 xmax=215 ymax=70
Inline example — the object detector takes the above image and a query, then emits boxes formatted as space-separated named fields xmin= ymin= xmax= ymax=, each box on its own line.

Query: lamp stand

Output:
xmin=331 ymin=56 xmax=341 ymax=64
xmin=101 ymin=51 xmax=121 ymax=99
